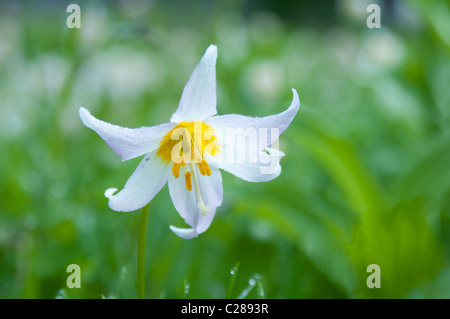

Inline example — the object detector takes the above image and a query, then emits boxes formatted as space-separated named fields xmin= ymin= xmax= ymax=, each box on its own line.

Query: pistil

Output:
xmin=189 ymin=162 xmax=211 ymax=216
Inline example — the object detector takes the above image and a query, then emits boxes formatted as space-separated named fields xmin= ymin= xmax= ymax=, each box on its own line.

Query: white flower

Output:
xmin=79 ymin=45 xmax=300 ymax=239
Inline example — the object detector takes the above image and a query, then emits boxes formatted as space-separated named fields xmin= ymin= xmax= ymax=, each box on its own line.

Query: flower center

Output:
xmin=157 ymin=121 xmax=219 ymax=215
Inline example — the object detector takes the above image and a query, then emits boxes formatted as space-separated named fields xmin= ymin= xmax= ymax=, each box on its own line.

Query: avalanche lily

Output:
xmin=79 ymin=45 xmax=300 ymax=239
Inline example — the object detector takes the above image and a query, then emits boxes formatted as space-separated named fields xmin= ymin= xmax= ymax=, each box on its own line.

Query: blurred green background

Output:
xmin=1 ymin=0 xmax=449 ymax=299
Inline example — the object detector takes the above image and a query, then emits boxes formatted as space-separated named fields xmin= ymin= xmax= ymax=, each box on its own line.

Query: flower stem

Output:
xmin=137 ymin=203 xmax=150 ymax=299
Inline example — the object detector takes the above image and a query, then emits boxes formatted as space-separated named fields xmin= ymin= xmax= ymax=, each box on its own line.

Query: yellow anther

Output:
xmin=197 ymin=160 xmax=211 ymax=176
xmin=172 ymin=162 xmax=181 ymax=178
xmin=184 ymin=171 xmax=192 ymax=191
xmin=157 ymin=121 xmax=219 ymax=164
xmin=198 ymin=161 xmax=205 ymax=175
xmin=204 ymin=160 xmax=211 ymax=176
xmin=157 ymin=121 xmax=218 ymax=210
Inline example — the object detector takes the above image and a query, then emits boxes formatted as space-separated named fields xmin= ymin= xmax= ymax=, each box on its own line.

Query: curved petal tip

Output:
xmin=104 ymin=188 xmax=118 ymax=199
xmin=169 ymin=225 xmax=198 ymax=240
xmin=291 ymin=88 xmax=300 ymax=110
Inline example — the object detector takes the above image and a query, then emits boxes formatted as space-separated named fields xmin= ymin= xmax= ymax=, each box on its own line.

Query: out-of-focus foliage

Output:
xmin=0 ymin=0 xmax=449 ymax=298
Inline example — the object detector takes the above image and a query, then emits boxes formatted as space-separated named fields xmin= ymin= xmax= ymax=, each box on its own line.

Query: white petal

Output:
xmin=170 ymin=45 xmax=218 ymax=123
xmin=206 ymin=89 xmax=300 ymax=153
xmin=196 ymin=166 xmax=223 ymax=234
xmin=265 ymin=147 xmax=285 ymax=158
xmin=168 ymin=164 xmax=223 ymax=238
xmin=217 ymin=146 xmax=284 ymax=182
xmin=169 ymin=225 xmax=198 ymax=240
xmin=107 ymin=151 xmax=169 ymax=212
xmin=79 ymin=107 xmax=176 ymax=161
xmin=104 ymin=188 xmax=118 ymax=198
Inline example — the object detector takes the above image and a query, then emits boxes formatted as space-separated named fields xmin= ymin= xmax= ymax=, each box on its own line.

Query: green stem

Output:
xmin=137 ymin=203 xmax=150 ymax=299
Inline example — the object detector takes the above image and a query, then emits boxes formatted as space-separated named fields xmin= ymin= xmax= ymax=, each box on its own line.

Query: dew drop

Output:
xmin=184 ymin=281 xmax=190 ymax=298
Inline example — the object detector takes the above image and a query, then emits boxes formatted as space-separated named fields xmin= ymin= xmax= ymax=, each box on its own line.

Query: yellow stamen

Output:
xmin=184 ymin=171 xmax=192 ymax=191
xmin=197 ymin=160 xmax=211 ymax=176
xmin=188 ymin=162 xmax=210 ymax=216
xmin=172 ymin=162 xmax=181 ymax=178
xmin=157 ymin=121 xmax=216 ymax=215
xmin=157 ymin=121 xmax=220 ymax=166
xmin=198 ymin=161 xmax=205 ymax=176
